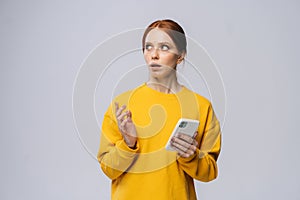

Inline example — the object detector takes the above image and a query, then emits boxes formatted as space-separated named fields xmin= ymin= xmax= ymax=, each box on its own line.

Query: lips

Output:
xmin=150 ymin=63 xmax=161 ymax=68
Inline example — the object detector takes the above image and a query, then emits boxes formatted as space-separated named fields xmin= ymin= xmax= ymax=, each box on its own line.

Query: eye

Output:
xmin=160 ymin=44 xmax=169 ymax=51
xmin=145 ymin=44 xmax=153 ymax=51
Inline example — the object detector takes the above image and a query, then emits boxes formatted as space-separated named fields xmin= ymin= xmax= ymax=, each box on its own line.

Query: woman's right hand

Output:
xmin=114 ymin=102 xmax=137 ymax=148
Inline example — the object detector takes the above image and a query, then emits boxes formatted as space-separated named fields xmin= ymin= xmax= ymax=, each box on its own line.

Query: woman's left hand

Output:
xmin=171 ymin=132 xmax=198 ymax=158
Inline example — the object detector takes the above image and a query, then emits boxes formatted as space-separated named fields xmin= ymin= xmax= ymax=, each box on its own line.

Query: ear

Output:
xmin=177 ymin=52 xmax=186 ymax=64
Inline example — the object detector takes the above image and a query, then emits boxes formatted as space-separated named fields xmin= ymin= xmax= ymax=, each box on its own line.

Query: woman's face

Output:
xmin=143 ymin=28 xmax=182 ymax=79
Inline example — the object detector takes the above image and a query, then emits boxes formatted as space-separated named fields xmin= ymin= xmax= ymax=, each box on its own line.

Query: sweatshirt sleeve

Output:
xmin=97 ymin=104 xmax=139 ymax=180
xmin=177 ymin=103 xmax=221 ymax=182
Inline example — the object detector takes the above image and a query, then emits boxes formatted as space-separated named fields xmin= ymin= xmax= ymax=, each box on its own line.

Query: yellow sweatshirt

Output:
xmin=97 ymin=83 xmax=221 ymax=200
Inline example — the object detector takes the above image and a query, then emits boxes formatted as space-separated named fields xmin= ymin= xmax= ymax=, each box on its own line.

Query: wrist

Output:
xmin=128 ymin=141 xmax=137 ymax=149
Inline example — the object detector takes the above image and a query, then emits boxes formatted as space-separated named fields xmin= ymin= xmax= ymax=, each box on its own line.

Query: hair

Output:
xmin=142 ymin=19 xmax=187 ymax=56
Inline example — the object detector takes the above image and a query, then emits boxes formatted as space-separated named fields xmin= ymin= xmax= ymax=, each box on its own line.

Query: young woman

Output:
xmin=97 ymin=19 xmax=221 ymax=200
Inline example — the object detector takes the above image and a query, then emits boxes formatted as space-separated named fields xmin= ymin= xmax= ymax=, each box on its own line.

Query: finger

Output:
xmin=177 ymin=144 xmax=197 ymax=158
xmin=120 ymin=117 xmax=135 ymax=137
xmin=114 ymin=102 xmax=120 ymax=116
xmin=192 ymin=139 xmax=198 ymax=147
xmin=114 ymin=102 xmax=119 ymax=111
xmin=120 ymin=116 xmax=129 ymax=127
xmin=171 ymin=144 xmax=187 ymax=156
xmin=126 ymin=111 xmax=133 ymax=122
xmin=117 ymin=110 xmax=129 ymax=122
xmin=173 ymin=136 xmax=197 ymax=152
xmin=119 ymin=117 xmax=128 ymax=133
xmin=176 ymin=133 xmax=194 ymax=144
xmin=172 ymin=136 xmax=191 ymax=149
xmin=171 ymin=143 xmax=194 ymax=158
xmin=171 ymin=138 xmax=195 ymax=154
xmin=116 ymin=104 xmax=126 ymax=117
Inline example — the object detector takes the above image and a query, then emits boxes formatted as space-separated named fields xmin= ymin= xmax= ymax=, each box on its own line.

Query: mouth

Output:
xmin=149 ymin=64 xmax=162 ymax=68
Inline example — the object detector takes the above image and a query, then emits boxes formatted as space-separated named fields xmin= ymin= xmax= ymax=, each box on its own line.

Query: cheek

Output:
xmin=143 ymin=52 xmax=151 ymax=63
xmin=161 ymin=53 xmax=178 ymax=63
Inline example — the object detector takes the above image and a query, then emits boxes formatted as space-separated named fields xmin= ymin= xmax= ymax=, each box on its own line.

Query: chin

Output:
xmin=148 ymin=66 xmax=174 ymax=79
xmin=149 ymin=72 xmax=170 ymax=80
xmin=149 ymin=71 xmax=161 ymax=78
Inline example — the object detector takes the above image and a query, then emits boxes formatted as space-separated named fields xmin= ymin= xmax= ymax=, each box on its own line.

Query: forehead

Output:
xmin=145 ymin=28 xmax=174 ymax=44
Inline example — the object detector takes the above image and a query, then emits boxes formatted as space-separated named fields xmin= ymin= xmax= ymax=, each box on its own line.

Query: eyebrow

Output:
xmin=145 ymin=42 xmax=172 ymax=46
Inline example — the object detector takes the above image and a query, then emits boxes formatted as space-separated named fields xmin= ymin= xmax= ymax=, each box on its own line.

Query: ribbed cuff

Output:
xmin=116 ymin=139 xmax=139 ymax=154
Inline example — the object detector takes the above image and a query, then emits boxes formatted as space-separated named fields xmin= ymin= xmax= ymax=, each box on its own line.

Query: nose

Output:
xmin=151 ymin=48 xmax=159 ymax=60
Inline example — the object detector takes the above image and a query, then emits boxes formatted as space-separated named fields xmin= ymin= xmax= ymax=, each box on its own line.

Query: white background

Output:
xmin=1 ymin=0 xmax=299 ymax=199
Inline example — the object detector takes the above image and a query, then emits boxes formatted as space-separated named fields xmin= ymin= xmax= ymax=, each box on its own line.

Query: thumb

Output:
xmin=128 ymin=110 xmax=132 ymax=118
xmin=193 ymin=131 xmax=198 ymax=139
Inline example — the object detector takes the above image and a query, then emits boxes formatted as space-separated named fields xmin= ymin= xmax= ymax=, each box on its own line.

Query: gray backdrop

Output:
xmin=1 ymin=0 xmax=299 ymax=199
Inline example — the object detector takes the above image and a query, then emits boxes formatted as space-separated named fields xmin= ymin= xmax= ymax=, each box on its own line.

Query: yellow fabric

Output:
xmin=97 ymin=83 xmax=221 ymax=200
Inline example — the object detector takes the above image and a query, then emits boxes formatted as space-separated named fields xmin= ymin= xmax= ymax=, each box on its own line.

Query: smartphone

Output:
xmin=165 ymin=118 xmax=199 ymax=151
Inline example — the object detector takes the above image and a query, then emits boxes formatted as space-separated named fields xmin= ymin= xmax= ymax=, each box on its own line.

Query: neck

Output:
xmin=147 ymin=74 xmax=181 ymax=94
